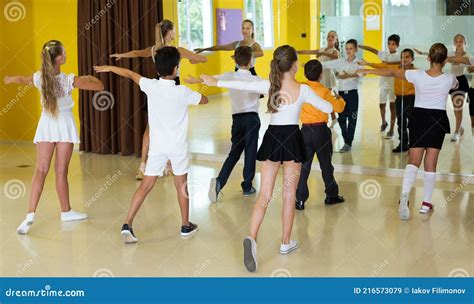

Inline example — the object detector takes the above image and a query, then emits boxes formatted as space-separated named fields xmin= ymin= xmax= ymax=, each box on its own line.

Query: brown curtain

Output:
xmin=77 ymin=0 xmax=162 ymax=155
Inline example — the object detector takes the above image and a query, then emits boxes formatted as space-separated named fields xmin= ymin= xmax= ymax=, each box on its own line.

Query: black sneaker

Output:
xmin=243 ymin=186 xmax=256 ymax=196
xmin=295 ymin=200 xmax=305 ymax=210
xmin=121 ymin=223 xmax=138 ymax=244
xmin=208 ymin=178 xmax=221 ymax=203
xmin=181 ymin=222 xmax=199 ymax=237
xmin=392 ymin=144 xmax=409 ymax=153
xmin=325 ymin=195 xmax=345 ymax=205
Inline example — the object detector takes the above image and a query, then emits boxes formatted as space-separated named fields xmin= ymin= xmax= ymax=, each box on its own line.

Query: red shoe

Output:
xmin=419 ymin=202 xmax=434 ymax=214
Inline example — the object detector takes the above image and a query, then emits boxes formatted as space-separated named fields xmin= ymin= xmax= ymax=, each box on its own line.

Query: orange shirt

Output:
xmin=372 ymin=63 xmax=416 ymax=96
xmin=300 ymin=81 xmax=346 ymax=124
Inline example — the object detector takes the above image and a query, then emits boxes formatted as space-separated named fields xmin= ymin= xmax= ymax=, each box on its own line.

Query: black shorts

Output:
xmin=409 ymin=107 xmax=450 ymax=150
xmin=449 ymin=75 xmax=469 ymax=95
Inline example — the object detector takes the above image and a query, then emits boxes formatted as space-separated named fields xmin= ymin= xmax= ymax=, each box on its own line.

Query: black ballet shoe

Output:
xmin=295 ymin=200 xmax=305 ymax=210
xmin=325 ymin=195 xmax=345 ymax=205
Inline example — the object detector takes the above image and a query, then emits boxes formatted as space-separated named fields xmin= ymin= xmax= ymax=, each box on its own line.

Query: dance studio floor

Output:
xmin=0 ymin=142 xmax=472 ymax=277
xmin=189 ymin=78 xmax=473 ymax=175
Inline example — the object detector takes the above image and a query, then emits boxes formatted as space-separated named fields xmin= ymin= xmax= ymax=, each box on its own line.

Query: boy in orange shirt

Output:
xmin=359 ymin=48 xmax=417 ymax=152
xmin=296 ymin=60 xmax=346 ymax=210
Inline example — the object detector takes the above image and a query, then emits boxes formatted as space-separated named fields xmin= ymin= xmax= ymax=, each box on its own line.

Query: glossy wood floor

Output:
xmin=188 ymin=78 xmax=473 ymax=175
xmin=0 ymin=143 xmax=472 ymax=277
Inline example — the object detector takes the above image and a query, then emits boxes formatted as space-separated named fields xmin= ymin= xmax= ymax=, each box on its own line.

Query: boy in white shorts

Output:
xmin=94 ymin=46 xmax=208 ymax=243
xmin=360 ymin=34 xmax=400 ymax=137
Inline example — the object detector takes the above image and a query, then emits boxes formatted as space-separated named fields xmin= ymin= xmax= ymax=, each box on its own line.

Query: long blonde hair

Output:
xmin=41 ymin=40 xmax=63 ymax=117
xmin=267 ymin=45 xmax=298 ymax=113
xmin=155 ymin=19 xmax=174 ymax=48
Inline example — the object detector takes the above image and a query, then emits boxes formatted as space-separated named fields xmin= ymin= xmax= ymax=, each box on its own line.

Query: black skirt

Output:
xmin=449 ymin=75 xmax=469 ymax=94
xmin=257 ymin=125 xmax=308 ymax=163
xmin=408 ymin=107 xmax=450 ymax=150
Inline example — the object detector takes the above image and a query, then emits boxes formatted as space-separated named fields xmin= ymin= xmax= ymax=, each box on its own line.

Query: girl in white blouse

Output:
xmin=201 ymin=45 xmax=333 ymax=272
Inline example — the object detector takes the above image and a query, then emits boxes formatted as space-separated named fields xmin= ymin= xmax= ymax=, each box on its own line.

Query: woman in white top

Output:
xmin=195 ymin=19 xmax=264 ymax=75
xmin=201 ymin=45 xmax=333 ymax=272
xmin=4 ymin=40 xmax=104 ymax=234
xmin=359 ymin=43 xmax=458 ymax=221
xmin=110 ymin=20 xmax=207 ymax=179
xmin=297 ymin=30 xmax=340 ymax=126
xmin=416 ymin=34 xmax=469 ymax=141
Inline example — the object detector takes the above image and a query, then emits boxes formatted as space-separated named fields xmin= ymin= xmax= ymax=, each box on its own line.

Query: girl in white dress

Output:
xmin=4 ymin=40 xmax=104 ymax=234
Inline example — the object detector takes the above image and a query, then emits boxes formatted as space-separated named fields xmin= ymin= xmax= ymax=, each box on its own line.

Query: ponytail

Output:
xmin=267 ymin=59 xmax=283 ymax=113
xmin=40 ymin=41 xmax=63 ymax=117
xmin=155 ymin=19 xmax=174 ymax=49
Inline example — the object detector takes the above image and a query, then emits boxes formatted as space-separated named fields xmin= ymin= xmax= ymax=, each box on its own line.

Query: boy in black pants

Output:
xmin=296 ymin=60 xmax=346 ymax=210
xmin=186 ymin=47 xmax=261 ymax=202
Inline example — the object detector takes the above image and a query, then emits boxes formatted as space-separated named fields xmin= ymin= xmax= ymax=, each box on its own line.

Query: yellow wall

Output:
xmin=0 ymin=0 xmax=78 ymax=141
xmin=362 ymin=0 xmax=383 ymax=63
xmin=0 ymin=0 xmax=319 ymax=141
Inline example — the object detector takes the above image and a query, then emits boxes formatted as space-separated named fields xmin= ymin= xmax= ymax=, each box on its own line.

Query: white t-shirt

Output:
xmin=139 ymin=77 xmax=201 ymax=155
xmin=378 ymin=50 xmax=399 ymax=87
xmin=216 ymin=79 xmax=333 ymax=125
xmin=405 ymin=70 xmax=458 ymax=110
xmin=33 ymin=71 xmax=75 ymax=111
xmin=215 ymin=69 xmax=261 ymax=114
xmin=321 ymin=57 xmax=363 ymax=91
xmin=448 ymin=51 xmax=471 ymax=77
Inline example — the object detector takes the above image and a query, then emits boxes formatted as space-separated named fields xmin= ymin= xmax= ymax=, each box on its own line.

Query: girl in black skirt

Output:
xmin=110 ymin=20 xmax=207 ymax=179
xmin=359 ymin=43 xmax=458 ymax=221
xmin=201 ymin=45 xmax=333 ymax=272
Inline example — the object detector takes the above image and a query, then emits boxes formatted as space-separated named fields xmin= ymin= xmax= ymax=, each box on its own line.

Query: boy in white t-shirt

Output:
xmin=95 ymin=46 xmax=208 ymax=243
xmin=360 ymin=34 xmax=401 ymax=138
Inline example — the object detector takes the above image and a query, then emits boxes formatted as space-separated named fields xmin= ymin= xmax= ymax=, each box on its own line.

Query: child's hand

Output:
xmin=110 ymin=54 xmax=123 ymax=61
xmin=355 ymin=69 xmax=367 ymax=76
xmin=200 ymin=75 xmax=218 ymax=87
xmin=358 ymin=59 xmax=368 ymax=66
xmin=94 ymin=66 xmax=113 ymax=73
xmin=337 ymin=72 xmax=350 ymax=79
xmin=184 ymin=75 xmax=201 ymax=84
xmin=194 ymin=48 xmax=204 ymax=54
xmin=189 ymin=59 xmax=199 ymax=64
xmin=413 ymin=48 xmax=423 ymax=55
xmin=4 ymin=76 xmax=13 ymax=85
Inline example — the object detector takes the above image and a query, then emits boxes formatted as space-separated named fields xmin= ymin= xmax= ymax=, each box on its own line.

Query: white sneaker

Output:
xmin=243 ymin=237 xmax=258 ymax=272
xmin=61 ymin=210 xmax=88 ymax=222
xmin=451 ymin=132 xmax=460 ymax=142
xmin=419 ymin=202 xmax=434 ymax=214
xmin=279 ymin=240 xmax=299 ymax=254
xmin=17 ymin=213 xmax=35 ymax=235
xmin=398 ymin=193 xmax=410 ymax=221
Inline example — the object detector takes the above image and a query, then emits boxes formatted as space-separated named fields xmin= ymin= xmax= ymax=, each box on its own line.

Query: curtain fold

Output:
xmin=77 ymin=0 xmax=162 ymax=155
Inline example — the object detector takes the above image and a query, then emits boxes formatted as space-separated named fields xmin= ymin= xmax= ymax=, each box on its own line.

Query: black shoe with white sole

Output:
xmin=181 ymin=222 xmax=199 ymax=237
xmin=121 ymin=223 xmax=138 ymax=243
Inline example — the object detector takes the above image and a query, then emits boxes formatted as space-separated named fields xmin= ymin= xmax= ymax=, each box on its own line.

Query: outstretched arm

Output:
xmin=178 ymin=47 xmax=208 ymax=63
xmin=110 ymin=46 xmax=153 ymax=61
xmin=73 ymin=76 xmax=104 ymax=91
xmin=359 ymin=44 xmax=379 ymax=55
xmin=94 ymin=65 xmax=142 ymax=85
xmin=357 ymin=68 xmax=406 ymax=80
xmin=414 ymin=48 xmax=428 ymax=56
xmin=194 ymin=41 xmax=237 ymax=54
xmin=200 ymin=74 xmax=269 ymax=95
xmin=4 ymin=75 xmax=33 ymax=85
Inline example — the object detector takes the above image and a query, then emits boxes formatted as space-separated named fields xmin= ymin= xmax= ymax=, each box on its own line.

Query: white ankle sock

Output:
xmin=423 ymin=172 xmax=436 ymax=202
xmin=401 ymin=164 xmax=418 ymax=195
xmin=17 ymin=212 xmax=35 ymax=234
